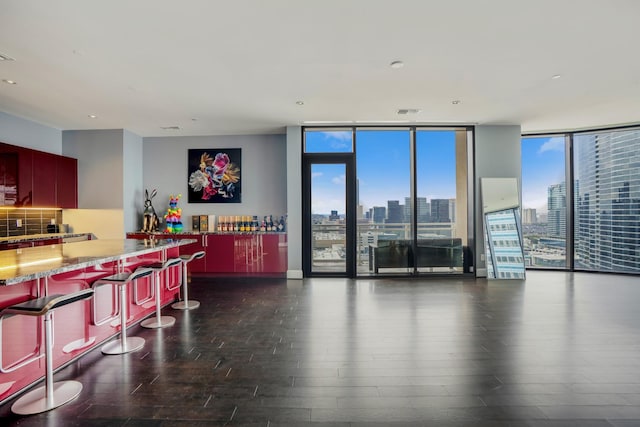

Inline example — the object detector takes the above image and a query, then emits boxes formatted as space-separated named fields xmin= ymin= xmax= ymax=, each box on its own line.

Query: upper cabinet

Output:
xmin=0 ymin=142 xmax=78 ymax=208
xmin=56 ymin=155 xmax=78 ymax=208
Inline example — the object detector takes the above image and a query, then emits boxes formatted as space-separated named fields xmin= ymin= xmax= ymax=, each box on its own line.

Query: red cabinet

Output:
xmin=0 ymin=142 xmax=78 ymax=208
xmin=32 ymin=151 xmax=57 ymax=207
xmin=56 ymin=155 xmax=78 ymax=208
xmin=205 ymin=234 xmax=235 ymax=273
xmin=261 ymin=234 xmax=288 ymax=273
xmin=126 ymin=233 xmax=287 ymax=275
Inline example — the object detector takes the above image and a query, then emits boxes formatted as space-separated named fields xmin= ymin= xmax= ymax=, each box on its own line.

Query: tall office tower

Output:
xmin=547 ymin=182 xmax=566 ymax=237
xmin=386 ymin=200 xmax=404 ymax=223
xmin=404 ymin=197 xmax=411 ymax=223
xmin=372 ymin=206 xmax=386 ymax=224
xmin=417 ymin=197 xmax=429 ymax=223
xmin=430 ymin=199 xmax=450 ymax=223
xmin=329 ymin=210 xmax=340 ymax=221
xmin=403 ymin=197 xmax=430 ymax=223
xmin=448 ymin=198 xmax=456 ymax=223
xmin=522 ymin=208 xmax=537 ymax=224
xmin=574 ymin=130 xmax=640 ymax=272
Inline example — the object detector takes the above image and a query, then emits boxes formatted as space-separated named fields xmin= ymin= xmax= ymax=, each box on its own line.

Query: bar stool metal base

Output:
xmin=11 ymin=380 xmax=83 ymax=415
xmin=140 ymin=315 xmax=175 ymax=329
xmin=101 ymin=336 xmax=145 ymax=355
xmin=171 ymin=300 xmax=200 ymax=310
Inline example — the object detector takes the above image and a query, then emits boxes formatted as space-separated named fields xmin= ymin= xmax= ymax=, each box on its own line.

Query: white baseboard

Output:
xmin=286 ymin=270 xmax=303 ymax=279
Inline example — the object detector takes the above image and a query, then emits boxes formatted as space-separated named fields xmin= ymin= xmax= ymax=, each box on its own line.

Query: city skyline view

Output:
xmin=309 ymin=130 xmax=458 ymax=215
xmin=522 ymin=136 xmax=565 ymax=214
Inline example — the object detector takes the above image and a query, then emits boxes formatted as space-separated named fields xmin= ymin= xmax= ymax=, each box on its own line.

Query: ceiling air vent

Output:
xmin=397 ymin=109 xmax=421 ymax=115
xmin=0 ymin=52 xmax=15 ymax=61
xmin=160 ymin=126 xmax=181 ymax=130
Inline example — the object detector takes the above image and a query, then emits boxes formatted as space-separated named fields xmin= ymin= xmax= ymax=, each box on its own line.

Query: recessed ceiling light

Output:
xmin=296 ymin=101 xmax=304 ymax=105
xmin=88 ymin=114 xmax=97 ymax=119
xmin=397 ymin=108 xmax=421 ymax=115
xmin=0 ymin=53 xmax=15 ymax=61
xmin=551 ymin=74 xmax=561 ymax=79
xmin=390 ymin=60 xmax=404 ymax=69
xmin=2 ymin=79 xmax=17 ymax=85
xmin=452 ymin=100 xmax=461 ymax=105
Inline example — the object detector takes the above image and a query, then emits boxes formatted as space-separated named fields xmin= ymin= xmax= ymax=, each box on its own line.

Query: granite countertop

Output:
xmin=128 ymin=231 xmax=286 ymax=236
xmin=0 ymin=238 xmax=197 ymax=286
xmin=0 ymin=233 xmax=95 ymax=244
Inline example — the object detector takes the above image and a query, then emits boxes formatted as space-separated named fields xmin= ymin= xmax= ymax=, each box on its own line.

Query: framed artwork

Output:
xmin=187 ymin=148 xmax=241 ymax=203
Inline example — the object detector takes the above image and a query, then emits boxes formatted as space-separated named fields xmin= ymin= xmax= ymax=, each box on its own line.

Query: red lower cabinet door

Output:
xmin=205 ymin=234 xmax=235 ymax=273
xmin=261 ymin=234 xmax=287 ymax=273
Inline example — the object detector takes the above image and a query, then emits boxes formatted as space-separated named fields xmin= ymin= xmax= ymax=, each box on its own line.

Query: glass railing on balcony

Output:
xmin=311 ymin=222 xmax=464 ymax=275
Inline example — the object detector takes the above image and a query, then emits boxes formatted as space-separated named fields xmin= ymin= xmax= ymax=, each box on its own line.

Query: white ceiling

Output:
xmin=1 ymin=0 xmax=639 ymax=137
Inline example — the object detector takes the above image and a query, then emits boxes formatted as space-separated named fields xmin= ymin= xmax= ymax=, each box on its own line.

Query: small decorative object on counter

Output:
xmin=142 ymin=189 xmax=160 ymax=232
xmin=164 ymin=194 xmax=183 ymax=233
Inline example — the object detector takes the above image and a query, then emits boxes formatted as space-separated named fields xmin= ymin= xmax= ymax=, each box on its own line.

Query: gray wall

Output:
xmin=62 ymin=129 xmax=125 ymax=209
xmin=474 ymin=125 xmax=522 ymax=277
xmin=142 ymin=134 xmax=287 ymax=231
xmin=0 ymin=111 xmax=62 ymax=153
xmin=123 ymin=130 xmax=144 ymax=233
xmin=286 ymin=126 xmax=302 ymax=278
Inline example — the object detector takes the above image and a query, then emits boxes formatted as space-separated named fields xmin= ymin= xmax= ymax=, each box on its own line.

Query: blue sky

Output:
xmin=521 ymin=136 xmax=565 ymax=213
xmin=308 ymin=131 xmax=567 ymax=216
xmin=308 ymin=130 xmax=457 ymax=214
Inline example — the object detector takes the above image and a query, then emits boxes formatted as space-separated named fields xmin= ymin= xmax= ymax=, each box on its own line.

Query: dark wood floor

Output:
xmin=2 ymin=271 xmax=640 ymax=426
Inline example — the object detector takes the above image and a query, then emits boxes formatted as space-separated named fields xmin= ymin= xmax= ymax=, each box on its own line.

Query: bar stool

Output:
xmin=172 ymin=251 xmax=205 ymax=310
xmin=140 ymin=257 xmax=182 ymax=329
xmin=91 ymin=268 xmax=153 ymax=354
xmin=1 ymin=288 xmax=94 ymax=415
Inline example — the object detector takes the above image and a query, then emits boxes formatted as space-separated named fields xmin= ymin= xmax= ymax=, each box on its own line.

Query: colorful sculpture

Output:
xmin=164 ymin=194 xmax=183 ymax=233
xmin=142 ymin=189 xmax=160 ymax=232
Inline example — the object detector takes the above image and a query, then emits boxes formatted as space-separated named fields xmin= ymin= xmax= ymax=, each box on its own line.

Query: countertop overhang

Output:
xmin=0 ymin=238 xmax=196 ymax=286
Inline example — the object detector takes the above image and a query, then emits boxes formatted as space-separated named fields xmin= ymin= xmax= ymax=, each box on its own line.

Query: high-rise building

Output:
xmin=403 ymin=197 xmax=430 ymax=223
xmin=547 ymin=183 xmax=566 ymax=237
xmin=522 ymin=208 xmax=537 ymax=224
xmin=430 ymin=199 xmax=450 ymax=223
xmin=386 ymin=200 xmax=404 ymax=223
xmin=574 ymin=130 xmax=640 ymax=272
xmin=448 ymin=198 xmax=456 ymax=223
xmin=372 ymin=206 xmax=386 ymax=223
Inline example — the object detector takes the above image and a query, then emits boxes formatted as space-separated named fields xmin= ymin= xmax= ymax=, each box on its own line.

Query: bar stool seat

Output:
xmin=172 ymin=251 xmax=205 ymax=310
xmin=92 ymin=268 xmax=153 ymax=355
xmin=2 ymin=288 xmax=94 ymax=415
xmin=140 ymin=258 xmax=182 ymax=329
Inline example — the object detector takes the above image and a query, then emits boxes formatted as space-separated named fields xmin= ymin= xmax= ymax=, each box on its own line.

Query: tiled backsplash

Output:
xmin=0 ymin=208 xmax=63 ymax=237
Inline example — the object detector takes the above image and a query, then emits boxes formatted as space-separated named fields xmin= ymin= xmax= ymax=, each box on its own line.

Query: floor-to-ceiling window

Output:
xmin=355 ymin=129 xmax=412 ymax=274
xmin=303 ymin=126 xmax=472 ymax=278
xmin=522 ymin=126 xmax=640 ymax=275
xmin=573 ymin=128 xmax=640 ymax=273
xmin=521 ymin=135 xmax=568 ymax=269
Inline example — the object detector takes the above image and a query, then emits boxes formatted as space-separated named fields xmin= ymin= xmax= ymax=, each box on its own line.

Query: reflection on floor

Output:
xmin=2 ymin=271 xmax=640 ymax=426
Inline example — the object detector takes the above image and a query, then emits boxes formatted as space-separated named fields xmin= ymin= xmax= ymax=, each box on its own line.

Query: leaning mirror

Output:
xmin=480 ymin=177 xmax=526 ymax=279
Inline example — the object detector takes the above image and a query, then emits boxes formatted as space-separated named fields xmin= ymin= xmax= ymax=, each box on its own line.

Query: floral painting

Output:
xmin=187 ymin=148 xmax=241 ymax=203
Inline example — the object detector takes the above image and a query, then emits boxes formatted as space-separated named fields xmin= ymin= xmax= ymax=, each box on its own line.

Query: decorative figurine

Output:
xmin=142 ymin=189 xmax=160 ymax=232
xmin=164 ymin=194 xmax=183 ymax=233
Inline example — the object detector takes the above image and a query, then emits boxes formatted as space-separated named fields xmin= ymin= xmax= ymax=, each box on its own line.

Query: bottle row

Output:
xmin=192 ymin=214 xmax=286 ymax=233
